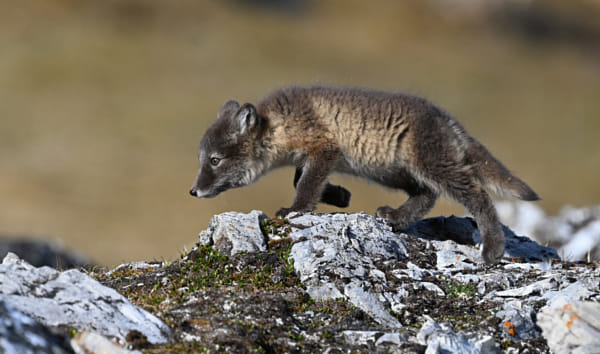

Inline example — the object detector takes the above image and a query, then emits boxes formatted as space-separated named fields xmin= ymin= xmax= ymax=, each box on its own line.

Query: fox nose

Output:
xmin=189 ymin=189 xmax=197 ymax=197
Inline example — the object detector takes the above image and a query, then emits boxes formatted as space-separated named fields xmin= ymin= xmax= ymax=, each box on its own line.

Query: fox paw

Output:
xmin=481 ymin=242 xmax=504 ymax=265
xmin=375 ymin=205 xmax=394 ymax=219
xmin=275 ymin=207 xmax=294 ymax=218
xmin=375 ymin=206 xmax=411 ymax=230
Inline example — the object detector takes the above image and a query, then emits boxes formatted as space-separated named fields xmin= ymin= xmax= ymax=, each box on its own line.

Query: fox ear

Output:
xmin=234 ymin=103 xmax=257 ymax=135
xmin=218 ymin=100 xmax=240 ymax=119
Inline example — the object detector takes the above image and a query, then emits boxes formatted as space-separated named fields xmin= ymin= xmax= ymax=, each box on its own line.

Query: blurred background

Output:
xmin=1 ymin=0 xmax=599 ymax=266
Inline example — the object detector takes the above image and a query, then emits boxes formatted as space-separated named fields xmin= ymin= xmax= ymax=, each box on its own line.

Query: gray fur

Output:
xmin=190 ymin=85 xmax=539 ymax=264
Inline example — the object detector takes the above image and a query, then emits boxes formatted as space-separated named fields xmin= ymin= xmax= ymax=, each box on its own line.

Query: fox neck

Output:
xmin=243 ymin=118 xmax=280 ymax=182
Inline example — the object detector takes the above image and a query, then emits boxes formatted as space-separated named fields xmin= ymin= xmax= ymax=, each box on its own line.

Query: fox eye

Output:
xmin=210 ymin=157 xmax=221 ymax=166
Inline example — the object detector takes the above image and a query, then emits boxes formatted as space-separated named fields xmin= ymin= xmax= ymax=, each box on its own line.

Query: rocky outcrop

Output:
xmin=0 ymin=252 xmax=171 ymax=352
xmin=195 ymin=210 xmax=598 ymax=353
xmin=0 ymin=299 xmax=73 ymax=353
xmin=3 ymin=209 xmax=598 ymax=353
xmin=538 ymin=301 xmax=600 ymax=353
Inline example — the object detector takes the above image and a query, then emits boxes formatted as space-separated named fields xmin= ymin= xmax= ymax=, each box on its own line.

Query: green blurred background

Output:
xmin=1 ymin=0 xmax=599 ymax=266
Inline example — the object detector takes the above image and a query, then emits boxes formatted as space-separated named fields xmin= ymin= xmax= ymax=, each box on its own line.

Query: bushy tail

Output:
xmin=467 ymin=142 xmax=540 ymax=201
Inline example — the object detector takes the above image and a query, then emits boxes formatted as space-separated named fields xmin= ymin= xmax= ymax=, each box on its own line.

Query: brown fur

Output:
xmin=190 ymin=85 xmax=539 ymax=264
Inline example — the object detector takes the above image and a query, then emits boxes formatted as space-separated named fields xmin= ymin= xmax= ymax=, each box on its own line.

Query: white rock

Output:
xmin=0 ymin=253 xmax=171 ymax=345
xmin=194 ymin=210 xmax=600 ymax=351
xmin=342 ymin=330 xmax=405 ymax=346
xmin=404 ymin=261 xmax=426 ymax=280
xmin=382 ymin=288 xmax=409 ymax=313
xmin=71 ymin=330 xmax=135 ymax=354
xmin=436 ymin=249 xmax=478 ymax=270
xmin=503 ymin=262 xmax=542 ymax=272
xmin=497 ymin=202 xmax=600 ymax=262
xmin=542 ymin=279 xmax=600 ymax=309
xmin=420 ymin=282 xmax=445 ymax=296
xmin=344 ymin=281 xmax=401 ymax=329
xmin=375 ymin=332 xmax=406 ymax=346
xmin=342 ymin=330 xmax=380 ymax=346
xmin=451 ymin=273 xmax=480 ymax=284
xmin=495 ymin=277 xmax=558 ymax=298
xmin=468 ymin=333 xmax=500 ymax=354
xmin=496 ymin=302 xmax=540 ymax=339
xmin=538 ymin=301 xmax=600 ymax=354
xmin=561 ymin=220 xmax=600 ymax=262
xmin=0 ymin=298 xmax=72 ymax=353
xmin=284 ymin=212 xmax=408 ymax=327
xmin=417 ymin=316 xmax=480 ymax=354
xmin=198 ymin=210 xmax=267 ymax=255
xmin=106 ymin=261 xmax=161 ymax=276
xmin=305 ymin=282 xmax=344 ymax=301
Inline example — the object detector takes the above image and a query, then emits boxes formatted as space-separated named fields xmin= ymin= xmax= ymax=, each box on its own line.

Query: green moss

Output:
xmin=288 ymin=332 xmax=304 ymax=341
xmin=261 ymin=217 xmax=291 ymax=238
xmin=321 ymin=330 xmax=333 ymax=340
xmin=445 ymin=281 xmax=477 ymax=299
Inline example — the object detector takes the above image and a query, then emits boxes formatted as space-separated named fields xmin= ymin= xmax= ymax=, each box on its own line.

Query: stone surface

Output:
xmin=342 ymin=330 xmax=406 ymax=346
xmin=133 ymin=209 xmax=599 ymax=351
xmin=417 ymin=316 xmax=490 ymax=354
xmin=285 ymin=212 xmax=407 ymax=328
xmin=71 ymin=330 xmax=134 ymax=354
xmin=0 ymin=252 xmax=171 ymax=345
xmin=198 ymin=210 xmax=268 ymax=255
xmin=0 ymin=298 xmax=73 ymax=354
xmin=538 ymin=301 xmax=600 ymax=354
xmin=496 ymin=302 xmax=540 ymax=340
xmin=7 ymin=205 xmax=599 ymax=353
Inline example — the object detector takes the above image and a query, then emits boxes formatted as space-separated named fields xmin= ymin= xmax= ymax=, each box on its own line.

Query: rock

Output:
xmin=542 ymin=278 xmax=600 ymax=309
xmin=71 ymin=330 xmax=133 ymax=354
xmin=286 ymin=212 xmax=407 ymax=327
xmin=198 ymin=210 xmax=268 ymax=255
xmin=0 ymin=252 xmax=171 ymax=345
xmin=420 ymin=282 xmax=445 ymax=297
xmin=342 ymin=330 xmax=405 ymax=346
xmin=495 ymin=277 xmax=558 ymax=298
xmin=497 ymin=201 xmax=600 ymax=262
xmin=281 ymin=211 xmax=559 ymax=330
xmin=0 ymin=298 xmax=73 ymax=353
xmin=562 ymin=220 xmax=600 ymax=262
xmin=101 ymin=209 xmax=600 ymax=352
xmin=435 ymin=248 xmax=478 ymax=271
xmin=375 ymin=332 xmax=406 ymax=346
xmin=344 ymin=280 xmax=401 ymax=328
xmin=538 ymin=301 xmax=600 ymax=354
xmin=403 ymin=261 xmax=426 ymax=280
xmin=405 ymin=214 xmax=559 ymax=263
xmin=417 ymin=316 xmax=495 ymax=354
xmin=496 ymin=302 xmax=540 ymax=340
xmin=0 ymin=236 xmax=90 ymax=268
xmin=305 ymin=282 xmax=344 ymax=300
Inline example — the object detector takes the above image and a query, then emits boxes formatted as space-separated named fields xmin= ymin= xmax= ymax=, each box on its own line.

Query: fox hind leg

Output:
xmin=455 ymin=187 xmax=504 ymax=264
xmin=431 ymin=166 xmax=505 ymax=264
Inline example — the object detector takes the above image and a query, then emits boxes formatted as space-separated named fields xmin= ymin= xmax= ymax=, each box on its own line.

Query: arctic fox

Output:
xmin=189 ymin=85 xmax=539 ymax=264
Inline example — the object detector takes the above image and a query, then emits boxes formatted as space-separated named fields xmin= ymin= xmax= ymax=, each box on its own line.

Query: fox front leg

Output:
xmin=276 ymin=152 xmax=339 ymax=217
xmin=293 ymin=167 xmax=351 ymax=208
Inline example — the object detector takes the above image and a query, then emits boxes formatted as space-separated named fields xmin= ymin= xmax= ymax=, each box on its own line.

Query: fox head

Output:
xmin=189 ymin=100 xmax=268 ymax=199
